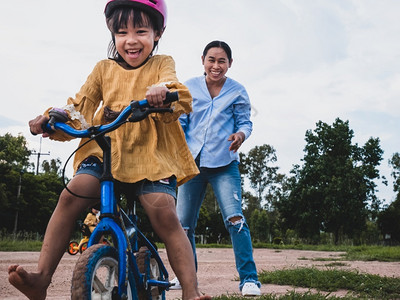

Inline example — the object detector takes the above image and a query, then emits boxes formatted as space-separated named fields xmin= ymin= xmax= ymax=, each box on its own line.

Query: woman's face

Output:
xmin=114 ymin=16 xmax=160 ymax=68
xmin=202 ymin=47 xmax=232 ymax=83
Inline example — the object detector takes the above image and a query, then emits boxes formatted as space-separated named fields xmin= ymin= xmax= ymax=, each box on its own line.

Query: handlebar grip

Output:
xmin=48 ymin=108 xmax=69 ymax=124
xmin=136 ymin=91 xmax=179 ymax=108
xmin=42 ymin=108 xmax=69 ymax=134
xmin=164 ymin=91 xmax=179 ymax=104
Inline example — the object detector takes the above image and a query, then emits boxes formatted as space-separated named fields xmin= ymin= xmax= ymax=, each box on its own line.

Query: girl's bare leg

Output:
xmin=139 ymin=193 xmax=211 ymax=300
xmin=8 ymin=174 xmax=100 ymax=300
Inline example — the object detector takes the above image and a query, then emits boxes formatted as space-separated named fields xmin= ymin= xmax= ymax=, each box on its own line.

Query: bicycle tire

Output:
xmin=71 ymin=244 xmax=134 ymax=300
xmin=136 ymin=246 xmax=162 ymax=300
xmin=68 ymin=241 xmax=79 ymax=255
xmin=79 ymin=241 xmax=88 ymax=253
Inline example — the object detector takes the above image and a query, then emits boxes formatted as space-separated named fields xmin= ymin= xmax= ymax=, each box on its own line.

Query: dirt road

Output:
xmin=2 ymin=248 xmax=400 ymax=299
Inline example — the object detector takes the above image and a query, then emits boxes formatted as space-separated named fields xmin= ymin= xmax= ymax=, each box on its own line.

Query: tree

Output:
xmin=0 ymin=133 xmax=65 ymax=234
xmin=196 ymin=184 xmax=228 ymax=243
xmin=242 ymin=191 xmax=260 ymax=220
xmin=277 ymin=118 xmax=384 ymax=244
xmin=0 ymin=134 xmax=31 ymax=230
xmin=0 ymin=133 xmax=31 ymax=171
xmin=240 ymin=144 xmax=279 ymax=208
xmin=377 ymin=152 xmax=400 ymax=243
xmin=42 ymin=158 xmax=63 ymax=176
xmin=389 ymin=152 xmax=400 ymax=201
xmin=249 ymin=209 xmax=269 ymax=242
xmin=377 ymin=198 xmax=400 ymax=243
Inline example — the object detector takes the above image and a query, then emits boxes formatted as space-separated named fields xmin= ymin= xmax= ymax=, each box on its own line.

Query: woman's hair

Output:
xmin=106 ymin=7 xmax=163 ymax=61
xmin=202 ymin=40 xmax=232 ymax=61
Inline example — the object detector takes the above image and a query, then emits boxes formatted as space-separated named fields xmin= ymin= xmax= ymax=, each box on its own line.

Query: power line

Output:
xmin=31 ymin=137 xmax=50 ymax=175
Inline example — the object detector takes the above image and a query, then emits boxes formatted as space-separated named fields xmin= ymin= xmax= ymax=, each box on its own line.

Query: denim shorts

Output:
xmin=76 ymin=156 xmax=177 ymax=198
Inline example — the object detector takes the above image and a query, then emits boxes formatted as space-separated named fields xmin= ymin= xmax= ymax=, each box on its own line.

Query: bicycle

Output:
xmin=43 ymin=92 xmax=179 ymax=300
xmin=67 ymin=221 xmax=91 ymax=255
xmin=68 ymin=221 xmax=108 ymax=255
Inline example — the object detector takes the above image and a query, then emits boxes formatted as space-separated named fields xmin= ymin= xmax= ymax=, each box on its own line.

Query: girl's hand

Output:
xmin=228 ymin=132 xmax=245 ymax=153
xmin=29 ymin=115 xmax=50 ymax=137
xmin=146 ymin=86 xmax=170 ymax=108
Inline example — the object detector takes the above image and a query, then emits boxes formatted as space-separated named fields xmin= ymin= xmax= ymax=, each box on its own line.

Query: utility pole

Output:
xmin=31 ymin=137 xmax=50 ymax=175
xmin=13 ymin=171 xmax=22 ymax=239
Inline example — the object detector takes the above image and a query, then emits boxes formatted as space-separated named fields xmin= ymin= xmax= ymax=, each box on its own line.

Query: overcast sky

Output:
xmin=1 ymin=0 xmax=399 ymax=205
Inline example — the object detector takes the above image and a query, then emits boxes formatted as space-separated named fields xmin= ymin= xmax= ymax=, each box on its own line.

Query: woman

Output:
xmin=173 ymin=40 xmax=261 ymax=296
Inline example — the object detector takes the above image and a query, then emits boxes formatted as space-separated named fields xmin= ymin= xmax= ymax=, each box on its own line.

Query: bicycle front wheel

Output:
xmin=68 ymin=241 xmax=79 ymax=255
xmin=71 ymin=244 xmax=135 ymax=300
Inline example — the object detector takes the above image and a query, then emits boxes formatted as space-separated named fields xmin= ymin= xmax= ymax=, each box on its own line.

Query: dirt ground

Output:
xmin=1 ymin=248 xmax=400 ymax=299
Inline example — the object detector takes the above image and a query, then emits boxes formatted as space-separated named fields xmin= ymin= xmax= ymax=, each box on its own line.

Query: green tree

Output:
xmin=0 ymin=133 xmax=66 ymax=234
xmin=389 ymin=152 xmax=400 ymax=201
xmin=240 ymin=144 xmax=279 ymax=208
xmin=0 ymin=134 xmax=31 ymax=230
xmin=196 ymin=184 xmax=228 ymax=243
xmin=377 ymin=198 xmax=400 ymax=243
xmin=0 ymin=133 xmax=31 ymax=171
xmin=242 ymin=191 xmax=260 ymax=220
xmin=17 ymin=173 xmax=63 ymax=233
xmin=377 ymin=153 xmax=400 ymax=243
xmin=249 ymin=209 xmax=269 ymax=242
xmin=42 ymin=158 xmax=63 ymax=176
xmin=277 ymin=118 xmax=384 ymax=244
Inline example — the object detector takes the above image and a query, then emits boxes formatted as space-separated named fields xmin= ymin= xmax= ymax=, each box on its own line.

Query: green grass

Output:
xmin=344 ymin=245 xmax=400 ymax=262
xmin=213 ymin=291 xmax=361 ymax=300
xmin=0 ymin=238 xmax=42 ymax=251
xmin=251 ymin=243 xmax=352 ymax=252
xmin=258 ymin=267 xmax=400 ymax=299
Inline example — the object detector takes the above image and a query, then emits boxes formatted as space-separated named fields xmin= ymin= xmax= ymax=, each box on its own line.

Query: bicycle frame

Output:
xmin=88 ymin=133 xmax=170 ymax=298
xmin=46 ymin=92 xmax=178 ymax=299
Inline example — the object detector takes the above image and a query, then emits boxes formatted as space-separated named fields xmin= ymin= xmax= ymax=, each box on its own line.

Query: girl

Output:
xmin=8 ymin=1 xmax=209 ymax=300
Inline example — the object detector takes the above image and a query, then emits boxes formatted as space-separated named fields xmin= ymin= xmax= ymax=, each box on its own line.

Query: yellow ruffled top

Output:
xmin=46 ymin=55 xmax=198 ymax=185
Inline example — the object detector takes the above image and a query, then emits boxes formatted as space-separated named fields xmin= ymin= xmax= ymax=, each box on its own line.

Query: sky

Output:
xmin=1 ymin=0 xmax=399 ymax=206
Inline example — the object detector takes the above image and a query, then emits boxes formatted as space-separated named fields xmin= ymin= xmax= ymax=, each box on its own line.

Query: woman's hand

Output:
xmin=228 ymin=132 xmax=245 ymax=153
xmin=28 ymin=115 xmax=50 ymax=137
xmin=146 ymin=86 xmax=170 ymax=108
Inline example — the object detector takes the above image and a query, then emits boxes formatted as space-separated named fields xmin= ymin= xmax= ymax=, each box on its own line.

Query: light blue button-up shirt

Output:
xmin=179 ymin=76 xmax=253 ymax=168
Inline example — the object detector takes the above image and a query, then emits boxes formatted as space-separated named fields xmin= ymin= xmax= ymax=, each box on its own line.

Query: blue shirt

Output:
xmin=180 ymin=76 xmax=253 ymax=168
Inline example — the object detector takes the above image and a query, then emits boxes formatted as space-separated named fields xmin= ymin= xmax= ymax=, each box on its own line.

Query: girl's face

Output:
xmin=114 ymin=17 xmax=160 ymax=68
xmin=202 ymin=47 xmax=232 ymax=83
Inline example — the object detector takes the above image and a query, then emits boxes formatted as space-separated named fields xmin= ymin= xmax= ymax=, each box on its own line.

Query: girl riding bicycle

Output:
xmin=8 ymin=1 xmax=209 ymax=299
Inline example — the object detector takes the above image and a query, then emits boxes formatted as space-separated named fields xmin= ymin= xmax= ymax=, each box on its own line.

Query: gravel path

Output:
xmin=1 ymin=248 xmax=400 ymax=299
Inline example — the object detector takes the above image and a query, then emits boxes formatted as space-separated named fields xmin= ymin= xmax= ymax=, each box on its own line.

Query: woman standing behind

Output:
xmin=174 ymin=40 xmax=261 ymax=296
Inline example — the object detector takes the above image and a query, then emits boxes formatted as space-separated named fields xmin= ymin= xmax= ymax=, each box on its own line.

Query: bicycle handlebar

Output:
xmin=41 ymin=91 xmax=179 ymax=138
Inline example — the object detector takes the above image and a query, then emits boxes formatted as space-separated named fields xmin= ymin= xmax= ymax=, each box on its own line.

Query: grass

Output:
xmin=344 ymin=245 xmax=400 ymax=262
xmin=258 ymin=267 xmax=400 ymax=299
xmin=0 ymin=238 xmax=42 ymax=251
xmin=213 ymin=291 xmax=363 ymax=300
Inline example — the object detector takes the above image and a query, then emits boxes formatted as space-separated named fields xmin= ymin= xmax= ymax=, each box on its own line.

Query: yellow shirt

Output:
xmin=83 ymin=212 xmax=98 ymax=233
xmin=47 ymin=55 xmax=198 ymax=185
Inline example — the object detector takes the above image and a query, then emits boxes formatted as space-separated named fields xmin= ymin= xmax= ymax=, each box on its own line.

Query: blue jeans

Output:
xmin=176 ymin=160 xmax=260 ymax=290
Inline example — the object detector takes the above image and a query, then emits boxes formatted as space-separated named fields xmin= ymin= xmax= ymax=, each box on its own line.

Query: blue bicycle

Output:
xmin=44 ymin=92 xmax=179 ymax=300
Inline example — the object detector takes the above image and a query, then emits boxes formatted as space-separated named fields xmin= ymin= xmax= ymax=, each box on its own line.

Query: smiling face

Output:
xmin=114 ymin=20 xmax=160 ymax=68
xmin=107 ymin=9 xmax=162 ymax=69
xmin=202 ymin=47 xmax=232 ymax=84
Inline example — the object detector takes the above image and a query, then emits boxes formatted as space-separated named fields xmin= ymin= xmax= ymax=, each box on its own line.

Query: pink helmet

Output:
xmin=104 ymin=0 xmax=167 ymax=29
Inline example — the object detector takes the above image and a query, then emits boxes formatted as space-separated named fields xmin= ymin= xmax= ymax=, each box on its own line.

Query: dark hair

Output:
xmin=106 ymin=7 xmax=163 ymax=62
xmin=202 ymin=40 xmax=232 ymax=61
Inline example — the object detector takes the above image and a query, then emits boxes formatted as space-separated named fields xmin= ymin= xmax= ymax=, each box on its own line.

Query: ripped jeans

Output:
xmin=176 ymin=160 xmax=260 ymax=290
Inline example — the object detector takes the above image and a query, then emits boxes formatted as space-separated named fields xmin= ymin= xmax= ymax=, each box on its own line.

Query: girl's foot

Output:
xmin=8 ymin=265 xmax=49 ymax=300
